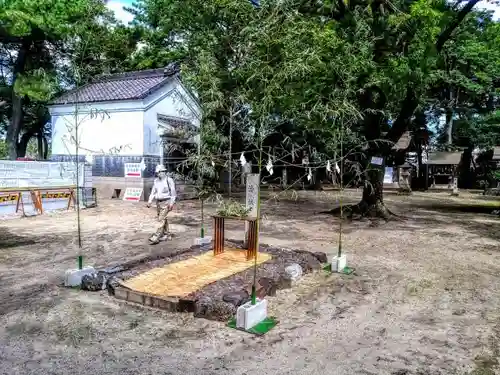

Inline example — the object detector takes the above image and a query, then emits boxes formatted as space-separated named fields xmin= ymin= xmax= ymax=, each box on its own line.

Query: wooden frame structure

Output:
xmin=212 ymin=215 xmax=258 ymax=260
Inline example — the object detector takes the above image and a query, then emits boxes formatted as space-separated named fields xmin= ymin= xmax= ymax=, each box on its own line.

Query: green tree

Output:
xmin=130 ymin=0 xmax=499 ymax=218
xmin=243 ymin=0 xmax=494 ymax=217
xmin=0 ymin=0 xmax=135 ymax=160
xmin=129 ymin=0 xmax=258 ymax=163
xmin=0 ymin=140 xmax=7 ymax=159
xmin=429 ymin=10 xmax=500 ymax=147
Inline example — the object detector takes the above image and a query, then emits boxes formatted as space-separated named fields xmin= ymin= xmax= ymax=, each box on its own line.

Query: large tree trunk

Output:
xmin=326 ymin=165 xmax=394 ymax=219
xmin=6 ymin=94 xmax=23 ymax=159
xmin=42 ymin=135 xmax=48 ymax=159
xmin=360 ymin=168 xmax=391 ymax=218
xmin=445 ymin=87 xmax=456 ymax=145
xmin=17 ymin=132 xmax=34 ymax=158
xmin=37 ymin=132 xmax=43 ymax=160
xmin=459 ymin=145 xmax=474 ymax=189
xmin=324 ymin=0 xmax=480 ymax=219
xmin=357 ymin=0 xmax=480 ymax=218
xmin=6 ymin=40 xmax=30 ymax=160
xmin=445 ymin=107 xmax=454 ymax=145
xmin=417 ymin=143 xmax=423 ymax=182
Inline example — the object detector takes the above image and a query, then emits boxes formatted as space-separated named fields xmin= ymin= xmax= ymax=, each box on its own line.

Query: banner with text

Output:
xmin=0 ymin=160 xmax=85 ymax=190
xmin=124 ymin=163 xmax=142 ymax=178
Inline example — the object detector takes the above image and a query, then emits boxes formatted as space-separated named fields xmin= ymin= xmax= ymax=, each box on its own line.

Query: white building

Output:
xmin=48 ymin=63 xmax=202 ymax=200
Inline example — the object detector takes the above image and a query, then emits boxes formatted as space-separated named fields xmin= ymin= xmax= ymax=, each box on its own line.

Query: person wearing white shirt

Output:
xmin=147 ymin=164 xmax=177 ymax=244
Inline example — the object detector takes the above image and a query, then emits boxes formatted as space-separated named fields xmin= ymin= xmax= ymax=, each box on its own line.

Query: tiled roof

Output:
xmin=51 ymin=63 xmax=180 ymax=105
xmin=426 ymin=151 xmax=463 ymax=165
xmin=157 ymin=114 xmax=195 ymax=129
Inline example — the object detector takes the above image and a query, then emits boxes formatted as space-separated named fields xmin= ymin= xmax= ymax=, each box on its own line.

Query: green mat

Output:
xmin=323 ymin=264 xmax=355 ymax=275
xmin=227 ymin=317 xmax=278 ymax=335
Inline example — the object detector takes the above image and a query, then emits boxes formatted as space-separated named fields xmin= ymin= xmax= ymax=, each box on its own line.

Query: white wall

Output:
xmin=143 ymin=79 xmax=202 ymax=155
xmin=173 ymin=78 xmax=202 ymax=127
xmin=50 ymin=102 xmax=144 ymax=156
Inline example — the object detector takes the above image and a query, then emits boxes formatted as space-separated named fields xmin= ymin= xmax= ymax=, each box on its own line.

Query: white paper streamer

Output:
xmin=307 ymin=168 xmax=312 ymax=181
xmin=326 ymin=160 xmax=331 ymax=172
xmin=266 ymin=159 xmax=273 ymax=175
xmin=335 ymin=162 xmax=340 ymax=173
xmin=239 ymin=152 xmax=247 ymax=166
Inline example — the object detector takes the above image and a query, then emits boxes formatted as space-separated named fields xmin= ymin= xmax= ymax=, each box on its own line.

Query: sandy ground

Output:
xmin=1 ymin=190 xmax=500 ymax=375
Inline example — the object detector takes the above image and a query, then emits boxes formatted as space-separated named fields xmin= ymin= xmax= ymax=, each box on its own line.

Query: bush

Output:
xmin=0 ymin=141 xmax=7 ymax=159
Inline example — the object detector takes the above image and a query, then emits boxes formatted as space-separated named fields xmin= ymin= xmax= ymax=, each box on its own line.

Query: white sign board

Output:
xmin=0 ymin=160 xmax=84 ymax=189
xmin=383 ymin=167 xmax=393 ymax=184
xmin=370 ymin=156 xmax=384 ymax=166
xmin=245 ymin=173 xmax=260 ymax=217
xmin=123 ymin=188 xmax=143 ymax=202
xmin=124 ymin=163 xmax=142 ymax=178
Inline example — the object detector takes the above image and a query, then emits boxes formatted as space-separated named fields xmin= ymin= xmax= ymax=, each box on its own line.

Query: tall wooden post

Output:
xmin=213 ymin=216 xmax=225 ymax=255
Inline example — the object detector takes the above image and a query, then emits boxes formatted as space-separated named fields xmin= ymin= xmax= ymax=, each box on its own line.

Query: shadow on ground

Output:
xmin=0 ymin=227 xmax=36 ymax=249
xmin=361 ymin=200 xmax=500 ymax=243
xmin=407 ymin=201 xmax=499 ymax=215
xmin=0 ymin=283 xmax=62 ymax=316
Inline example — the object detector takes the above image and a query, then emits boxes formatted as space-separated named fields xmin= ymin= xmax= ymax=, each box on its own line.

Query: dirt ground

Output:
xmin=1 ymin=190 xmax=500 ymax=375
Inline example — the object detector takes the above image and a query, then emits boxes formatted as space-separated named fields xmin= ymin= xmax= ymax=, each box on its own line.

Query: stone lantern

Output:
xmin=398 ymin=163 xmax=412 ymax=193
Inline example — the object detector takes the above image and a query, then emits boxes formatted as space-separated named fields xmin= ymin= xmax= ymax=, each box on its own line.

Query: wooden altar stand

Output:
xmin=212 ymin=215 xmax=258 ymax=260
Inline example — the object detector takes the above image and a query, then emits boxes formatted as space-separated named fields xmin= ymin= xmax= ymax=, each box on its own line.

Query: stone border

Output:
xmin=108 ymin=240 xmax=326 ymax=320
xmin=114 ymin=285 xmax=195 ymax=313
xmin=110 ymin=272 xmax=290 ymax=316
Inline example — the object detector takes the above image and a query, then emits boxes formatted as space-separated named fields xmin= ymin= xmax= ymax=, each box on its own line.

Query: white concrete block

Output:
xmin=64 ymin=266 xmax=96 ymax=287
xmin=331 ymin=254 xmax=347 ymax=273
xmin=236 ymin=298 xmax=268 ymax=330
xmin=194 ymin=236 xmax=212 ymax=246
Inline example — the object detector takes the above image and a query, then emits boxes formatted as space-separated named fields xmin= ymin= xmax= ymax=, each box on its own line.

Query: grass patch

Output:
xmin=406 ymin=278 xmax=433 ymax=296
xmin=5 ymin=319 xmax=44 ymax=336
xmin=470 ymin=354 xmax=499 ymax=375
xmin=52 ymin=321 xmax=98 ymax=347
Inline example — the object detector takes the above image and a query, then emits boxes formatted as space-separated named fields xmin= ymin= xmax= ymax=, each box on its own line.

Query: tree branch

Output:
xmin=436 ymin=0 xmax=481 ymax=52
xmin=385 ymin=0 xmax=480 ymax=147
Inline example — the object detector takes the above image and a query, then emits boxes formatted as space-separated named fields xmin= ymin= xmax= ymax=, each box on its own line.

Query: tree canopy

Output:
xmin=0 ymin=0 xmax=499 ymax=211
xmin=0 ymin=0 xmax=137 ymax=158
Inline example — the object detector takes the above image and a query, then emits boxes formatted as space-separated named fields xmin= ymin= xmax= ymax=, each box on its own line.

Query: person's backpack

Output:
xmin=166 ymin=175 xmax=176 ymax=197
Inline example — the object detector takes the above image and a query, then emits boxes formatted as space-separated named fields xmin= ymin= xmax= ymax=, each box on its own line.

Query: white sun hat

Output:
xmin=155 ymin=164 xmax=167 ymax=173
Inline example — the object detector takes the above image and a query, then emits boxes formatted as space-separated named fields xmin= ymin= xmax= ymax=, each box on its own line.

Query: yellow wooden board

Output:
xmin=122 ymin=249 xmax=272 ymax=298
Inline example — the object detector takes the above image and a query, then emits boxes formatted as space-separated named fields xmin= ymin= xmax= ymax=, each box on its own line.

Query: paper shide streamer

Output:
xmin=266 ymin=159 xmax=273 ymax=176
xmin=240 ymin=152 xmax=247 ymax=167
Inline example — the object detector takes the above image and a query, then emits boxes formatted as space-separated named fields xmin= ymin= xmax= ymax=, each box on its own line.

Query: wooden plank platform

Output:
xmin=121 ymin=249 xmax=272 ymax=298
